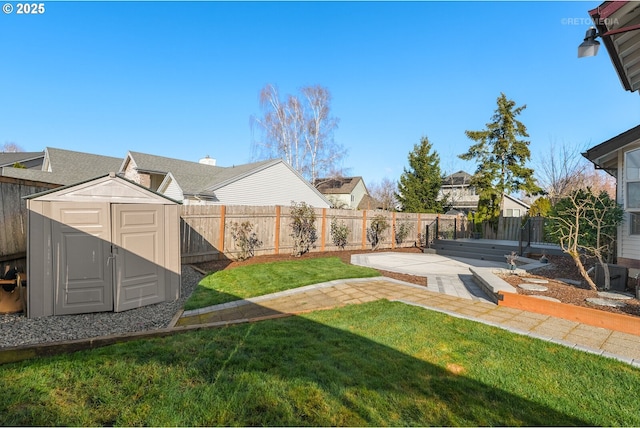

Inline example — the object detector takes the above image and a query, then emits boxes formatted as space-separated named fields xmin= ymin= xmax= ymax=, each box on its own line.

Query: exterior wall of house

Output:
xmin=615 ymin=144 xmax=640 ymax=273
xmin=350 ymin=180 xmax=368 ymax=209
xmin=121 ymin=157 xmax=156 ymax=188
xmin=326 ymin=194 xmax=351 ymax=209
xmin=210 ymin=162 xmax=330 ymax=207
xmin=121 ymin=158 xmax=139 ymax=183
xmin=502 ymin=197 xmax=528 ymax=217
xmin=439 ymin=185 xmax=479 ymax=211
xmin=162 ymin=178 xmax=185 ymax=202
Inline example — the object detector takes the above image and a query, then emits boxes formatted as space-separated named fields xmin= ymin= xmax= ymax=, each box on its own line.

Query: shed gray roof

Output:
xmin=24 ymin=172 xmax=182 ymax=204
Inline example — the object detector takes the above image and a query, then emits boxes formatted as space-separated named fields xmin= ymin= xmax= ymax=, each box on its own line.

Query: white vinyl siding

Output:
xmin=211 ymin=162 xmax=330 ymax=208
xmin=350 ymin=181 xmax=368 ymax=209
xmin=162 ymin=179 xmax=184 ymax=203
xmin=501 ymin=196 xmax=528 ymax=217
xmin=328 ymin=194 xmax=351 ymax=209
xmin=625 ymin=148 xmax=640 ymax=210
xmin=618 ymin=147 xmax=640 ymax=260
xmin=621 ymin=212 xmax=640 ymax=259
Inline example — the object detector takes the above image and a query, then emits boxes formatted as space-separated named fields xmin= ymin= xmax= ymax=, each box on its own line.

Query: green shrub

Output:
xmin=229 ymin=221 xmax=263 ymax=261
xmin=394 ymin=221 xmax=413 ymax=244
xmin=290 ymin=201 xmax=317 ymax=256
xmin=367 ymin=214 xmax=389 ymax=251
xmin=330 ymin=217 xmax=350 ymax=249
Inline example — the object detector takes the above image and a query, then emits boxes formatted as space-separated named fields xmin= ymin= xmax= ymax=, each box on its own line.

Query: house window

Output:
xmin=625 ymin=148 xmax=640 ymax=210
xmin=631 ymin=213 xmax=640 ymax=235
xmin=505 ymin=209 xmax=520 ymax=217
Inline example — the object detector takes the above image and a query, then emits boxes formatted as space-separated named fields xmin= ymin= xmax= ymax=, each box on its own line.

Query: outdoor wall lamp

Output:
xmin=578 ymin=24 xmax=640 ymax=58
xmin=578 ymin=27 xmax=600 ymax=58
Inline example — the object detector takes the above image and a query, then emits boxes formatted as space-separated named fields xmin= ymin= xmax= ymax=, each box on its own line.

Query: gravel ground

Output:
xmin=0 ymin=266 xmax=203 ymax=349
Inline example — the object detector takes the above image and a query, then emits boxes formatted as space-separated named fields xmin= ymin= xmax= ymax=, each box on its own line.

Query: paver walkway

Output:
xmin=178 ymin=272 xmax=640 ymax=367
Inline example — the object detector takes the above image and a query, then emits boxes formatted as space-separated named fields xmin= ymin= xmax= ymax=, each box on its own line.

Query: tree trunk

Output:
xmin=568 ymin=251 xmax=598 ymax=291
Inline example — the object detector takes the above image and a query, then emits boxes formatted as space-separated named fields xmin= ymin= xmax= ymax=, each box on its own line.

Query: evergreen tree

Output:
xmin=396 ymin=136 xmax=445 ymax=213
xmin=459 ymin=93 xmax=542 ymax=222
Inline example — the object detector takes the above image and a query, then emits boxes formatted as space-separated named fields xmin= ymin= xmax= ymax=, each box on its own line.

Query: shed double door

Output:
xmin=52 ymin=202 xmax=166 ymax=315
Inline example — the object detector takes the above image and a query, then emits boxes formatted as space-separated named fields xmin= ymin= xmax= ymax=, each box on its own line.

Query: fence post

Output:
xmin=454 ymin=217 xmax=457 ymax=240
xmin=218 ymin=205 xmax=226 ymax=257
xmin=361 ymin=210 xmax=367 ymax=250
xmin=274 ymin=205 xmax=281 ymax=255
xmin=391 ymin=212 xmax=396 ymax=249
xmin=425 ymin=223 xmax=429 ymax=249
xmin=321 ymin=208 xmax=326 ymax=251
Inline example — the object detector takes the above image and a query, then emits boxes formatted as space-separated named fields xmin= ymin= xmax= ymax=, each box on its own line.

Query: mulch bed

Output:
xmin=497 ymin=255 xmax=640 ymax=318
xmin=193 ymin=247 xmax=640 ymax=319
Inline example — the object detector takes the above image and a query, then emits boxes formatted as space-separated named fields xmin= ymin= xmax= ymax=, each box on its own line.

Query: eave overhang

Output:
xmin=589 ymin=1 xmax=640 ymax=93
xmin=583 ymin=123 xmax=640 ymax=175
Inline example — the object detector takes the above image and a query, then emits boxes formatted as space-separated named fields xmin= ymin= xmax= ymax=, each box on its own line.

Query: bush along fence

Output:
xmin=180 ymin=204 xmax=467 ymax=263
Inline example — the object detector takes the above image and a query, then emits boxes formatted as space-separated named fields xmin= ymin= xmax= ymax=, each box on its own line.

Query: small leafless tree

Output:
xmin=534 ymin=141 xmax=617 ymax=204
xmin=368 ymin=177 xmax=397 ymax=211
xmin=2 ymin=142 xmax=24 ymax=152
xmin=548 ymin=189 xmax=623 ymax=291
xmin=251 ymin=84 xmax=345 ymax=183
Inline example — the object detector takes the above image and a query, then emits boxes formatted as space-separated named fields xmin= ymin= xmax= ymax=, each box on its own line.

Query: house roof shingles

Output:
xmin=314 ymin=177 xmax=364 ymax=195
xmin=127 ymin=151 xmax=279 ymax=195
xmin=442 ymin=171 xmax=473 ymax=187
xmin=0 ymin=151 xmax=44 ymax=167
xmin=1 ymin=148 xmax=122 ymax=185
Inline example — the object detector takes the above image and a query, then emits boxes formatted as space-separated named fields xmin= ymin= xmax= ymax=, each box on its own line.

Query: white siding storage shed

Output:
xmin=25 ymin=173 xmax=181 ymax=318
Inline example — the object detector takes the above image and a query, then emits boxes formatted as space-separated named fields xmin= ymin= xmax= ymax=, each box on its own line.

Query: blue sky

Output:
xmin=2 ymin=1 xmax=639 ymax=187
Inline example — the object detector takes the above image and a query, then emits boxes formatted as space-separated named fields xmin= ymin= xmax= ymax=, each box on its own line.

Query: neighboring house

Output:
xmin=438 ymin=171 xmax=529 ymax=216
xmin=502 ymin=194 xmax=530 ymax=218
xmin=0 ymin=148 xmax=332 ymax=208
xmin=439 ymin=171 xmax=479 ymax=213
xmin=121 ymin=151 xmax=331 ymax=207
xmin=314 ymin=176 xmax=369 ymax=209
xmin=357 ymin=194 xmax=385 ymax=210
xmin=581 ymin=1 xmax=640 ymax=275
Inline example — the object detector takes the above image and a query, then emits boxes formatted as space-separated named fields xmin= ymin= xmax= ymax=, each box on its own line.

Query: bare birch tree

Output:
xmin=251 ymin=84 xmax=344 ymax=183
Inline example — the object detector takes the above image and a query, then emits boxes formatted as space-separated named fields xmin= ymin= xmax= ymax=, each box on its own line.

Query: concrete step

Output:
xmin=430 ymin=239 xmax=519 ymax=263
xmin=431 ymin=248 xmax=511 ymax=263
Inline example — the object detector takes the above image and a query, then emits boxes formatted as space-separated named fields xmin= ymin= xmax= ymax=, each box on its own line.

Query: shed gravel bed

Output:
xmin=0 ymin=266 xmax=203 ymax=349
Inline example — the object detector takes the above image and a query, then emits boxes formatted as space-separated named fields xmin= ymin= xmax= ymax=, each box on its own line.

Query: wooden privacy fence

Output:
xmin=0 ymin=177 xmax=59 ymax=264
xmin=180 ymin=205 xmax=467 ymax=263
xmin=476 ymin=216 xmax=547 ymax=243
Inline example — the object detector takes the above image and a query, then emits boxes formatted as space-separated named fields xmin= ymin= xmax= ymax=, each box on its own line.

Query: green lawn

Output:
xmin=1 ymin=300 xmax=639 ymax=426
xmin=184 ymin=256 xmax=381 ymax=310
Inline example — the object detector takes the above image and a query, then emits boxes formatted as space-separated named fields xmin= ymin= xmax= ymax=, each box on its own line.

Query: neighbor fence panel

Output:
xmin=0 ymin=177 xmax=59 ymax=264
xmin=179 ymin=205 xmax=463 ymax=263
